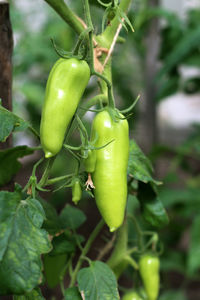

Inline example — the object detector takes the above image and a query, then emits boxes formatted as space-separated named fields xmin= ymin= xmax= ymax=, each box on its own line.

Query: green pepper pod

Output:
xmin=139 ymin=254 xmax=160 ymax=300
xmin=83 ymin=149 xmax=97 ymax=173
xmin=40 ymin=58 xmax=90 ymax=158
xmin=72 ymin=179 xmax=82 ymax=205
xmin=122 ymin=290 xmax=144 ymax=300
xmin=91 ymin=110 xmax=129 ymax=232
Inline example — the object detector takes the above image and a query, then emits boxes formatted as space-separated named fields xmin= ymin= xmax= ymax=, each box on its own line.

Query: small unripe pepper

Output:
xmin=72 ymin=179 xmax=82 ymax=205
xmin=139 ymin=253 xmax=160 ymax=300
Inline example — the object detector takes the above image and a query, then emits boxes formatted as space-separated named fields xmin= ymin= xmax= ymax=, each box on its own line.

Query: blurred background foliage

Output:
xmin=10 ymin=0 xmax=200 ymax=299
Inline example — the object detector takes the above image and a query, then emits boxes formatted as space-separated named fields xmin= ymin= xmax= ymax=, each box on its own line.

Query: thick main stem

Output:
xmin=44 ymin=0 xmax=84 ymax=35
xmin=100 ymin=0 xmax=132 ymax=48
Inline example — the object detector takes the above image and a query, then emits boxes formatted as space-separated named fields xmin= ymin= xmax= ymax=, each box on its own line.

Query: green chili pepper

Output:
xmin=91 ymin=109 xmax=129 ymax=232
xmin=139 ymin=253 xmax=160 ymax=300
xmin=72 ymin=178 xmax=82 ymax=205
xmin=40 ymin=58 xmax=90 ymax=158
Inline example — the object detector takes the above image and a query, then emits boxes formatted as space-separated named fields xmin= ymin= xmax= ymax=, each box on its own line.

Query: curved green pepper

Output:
xmin=91 ymin=109 xmax=129 ymax=232
xmin=139 ymin=254 xmax=160 ymax=300
xmin=40 ymin=58 xmax=90 ymax=158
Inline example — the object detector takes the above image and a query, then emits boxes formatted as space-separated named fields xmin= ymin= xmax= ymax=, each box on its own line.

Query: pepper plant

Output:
xmin=0 ymin=0 xmax=169 ymax=299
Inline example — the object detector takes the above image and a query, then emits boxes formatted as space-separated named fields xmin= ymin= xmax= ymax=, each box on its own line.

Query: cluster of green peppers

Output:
xmin=40 ymin=57 xmax=160 ymax=300
xmin=40 ymin=57 xmax=129 ymax=232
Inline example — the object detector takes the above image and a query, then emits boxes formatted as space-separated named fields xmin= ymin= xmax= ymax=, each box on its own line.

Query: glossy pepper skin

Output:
xmin=72 ymin=179 xmax=82 ymax=205
xmin=122 ymin=291 xmax=143 ymax=300
xmin=40 ymin=58 xmax=90 ymax=158
xmin=91 ymin=110 xmax=129 ymax=232
xmin=139 ymin=254 xmax=160 ymax=300
xmin=83 ymin=149 xmax=96 ymax=173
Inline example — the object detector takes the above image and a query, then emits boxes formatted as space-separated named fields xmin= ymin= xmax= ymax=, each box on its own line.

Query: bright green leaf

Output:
xmin=0 ymin=192 xmax=51 ymax=295
xmin=77 ymin=261 xmax=120 ymax=300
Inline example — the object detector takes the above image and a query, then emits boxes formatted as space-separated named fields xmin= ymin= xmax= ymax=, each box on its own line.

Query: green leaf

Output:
xmin=43 ymin=253 xmax=68 ymax=288
xmin=159 ymin=290 xmax=187 ymax=300
xmin=161 ymin=250 xmax=186 ymax=273
xmin=13 ymin=288 xmax=45 ymax=300
xmin=77 ymin=261 xmax=120 ymax=300
xmin=137 ymin=182 xmax=169 ymax=228
xmin=64 ymin=287 xmax=82 ymax=300
xmin=38 ymin=197 xmax=61 ymax=235
xmin=59 ymin=204 xmax=86 ymax=230
xmin=0 ymin=105 xmax=29 ymax=142
xmin=128 ymin=140 xmax=161 ymax=185
xmin=0 ymin=146 xmax=34 ymax=187
xmin=159 ymin=188 xmax=200 ymax=209
xmin=156 ymin=75 xmax=179 ymax=101
xmin=158 ymin=26 xmax=200 ymax=77
xmin=0 ymin=192 xmax=51 ymax=295
xmin=50 ymin=231 xmax=84 ymax=256
xmin=187 ymin=215 xmax=200 ymax=275
xmin=50 ymin=233 xmax=76 ymax=256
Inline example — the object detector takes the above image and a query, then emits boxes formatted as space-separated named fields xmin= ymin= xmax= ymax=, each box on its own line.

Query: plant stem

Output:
xmin=66 ymin=94 xmax=107 ymax=142
xmin=69 ymin=219 xmax=104 ymax=287
xmin=38 ymin=157 xmax=55 ymax=188
xmin=44 ymin=0 xmax=84 ymax=35
xmin=128 ymin=214 xmax=144 ymax=251
xmin=92 ymin=71 xmax=115 ymax=108
xmin=101 ymin=0 xmax=132 ymax=47
xmin=46 ymin=174 xmax=74 ymax=185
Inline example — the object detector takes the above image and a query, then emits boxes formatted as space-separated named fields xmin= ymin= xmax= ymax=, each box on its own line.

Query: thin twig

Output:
xmin=103 ymin=20 xmax=123 ymax=69
xmin=96 ymin=233 xmax=116 ymax=261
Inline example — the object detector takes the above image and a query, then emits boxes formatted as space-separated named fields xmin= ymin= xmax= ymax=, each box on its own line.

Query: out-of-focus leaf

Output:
xmin=158 ymin=26 xmax=200 ymax=77
xmin=159 ymin=290 xmax=187 ymax=300
xmin=182 ymin=52 xmax=200 ymax=67
xmin=43 ymin=253 xmax=68 ymax=288
xmin=13 ymin=288 xmax=45 ymax=300
xmin=161 ymin=250 xmax=186 ymax=273
xmin=59 ymin=204 xmax=86 ymax=230
xmin=156 ymin=75 xmax=179 ymax=101
xmin=0 ymin=146 xmax=34 ymax=187
xmin=64 ymin=287 xmax=82 ymax=300
xmin=159 ymin=188 xmax=200 ymax=209
xmin=137 ymin=182 xmax=169 ymax=228
xmin=0 ymin=105 xmax=29 ymax=142
xmin=183 ymin=77 xmax=200 ymax=94
xmin=128 ymin=140 xmax=161 ymax=185
xmin=0 ymin=192 xmax=51 ymax=295
xmin=77 ymin=261 xmax=120 ymax=300
xmin=187 ymin=215 xmax=200 ymax=275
